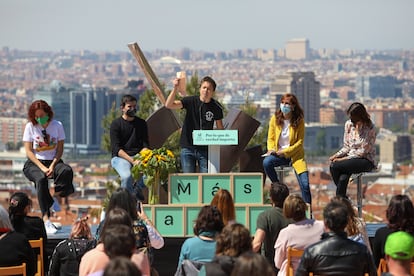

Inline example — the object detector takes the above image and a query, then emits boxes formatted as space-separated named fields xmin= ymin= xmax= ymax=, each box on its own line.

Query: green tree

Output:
xmin=137 ymin=89 xmax=159 ymax=120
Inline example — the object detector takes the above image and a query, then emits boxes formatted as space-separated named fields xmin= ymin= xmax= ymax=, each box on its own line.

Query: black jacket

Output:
xmin=295 ymin=232 xmax=377 ymax=276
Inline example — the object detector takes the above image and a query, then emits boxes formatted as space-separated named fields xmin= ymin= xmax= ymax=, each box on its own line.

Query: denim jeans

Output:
xmin=111 ymin=156 xmax=137 ymax=195
xmin=180 ymin=147 xmax=208 ymax=173
xmin=263 ymin=155 xmax=311 ymax=204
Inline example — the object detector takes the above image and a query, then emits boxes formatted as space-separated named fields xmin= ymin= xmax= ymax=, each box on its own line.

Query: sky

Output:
xmin=1 ymin=0 xmax=413 ymax=52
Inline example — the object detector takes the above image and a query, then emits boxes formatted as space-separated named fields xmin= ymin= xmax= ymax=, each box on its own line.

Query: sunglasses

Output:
xmin=42 ymin=129 xmax=49 ymax=144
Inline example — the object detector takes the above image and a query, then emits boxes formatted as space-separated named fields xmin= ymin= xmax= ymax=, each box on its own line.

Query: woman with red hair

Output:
xmin=22 ymin=100 xmax=74 ymax=234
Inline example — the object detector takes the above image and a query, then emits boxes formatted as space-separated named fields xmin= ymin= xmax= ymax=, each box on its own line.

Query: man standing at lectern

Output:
xmin=165 ymin=76 xmax=224 ymax=173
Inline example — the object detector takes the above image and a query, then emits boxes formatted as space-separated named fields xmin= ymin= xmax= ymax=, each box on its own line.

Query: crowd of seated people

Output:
xmin=2 ymin=184 xmax=414 ymax=276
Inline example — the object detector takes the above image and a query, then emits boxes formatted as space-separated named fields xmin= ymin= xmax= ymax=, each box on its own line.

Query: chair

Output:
xmin=287 ymin=246 xmax=304 ymax=276
xmin=377 ymin=258 xmax=388 ymax=275
xmin=29 ymin=238 xmax=44 ymax=276
xmin=0 ymin=263 xmax=26 ymax=276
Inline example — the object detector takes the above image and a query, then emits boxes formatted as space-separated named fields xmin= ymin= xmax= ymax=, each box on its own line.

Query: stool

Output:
xmin=274 ymin=165 xmax=292 ymax=183
xmin=352 ymin=169 xmax=378 ymax=218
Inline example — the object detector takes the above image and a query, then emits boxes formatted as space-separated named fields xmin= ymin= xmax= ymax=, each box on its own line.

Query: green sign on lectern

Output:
xmin=192 ymin=130 xmax=238 ymax=145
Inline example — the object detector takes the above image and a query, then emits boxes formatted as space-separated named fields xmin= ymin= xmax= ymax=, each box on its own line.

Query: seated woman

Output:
xmin=199 ymin=223 xmax=252 ymax=275
xmin=263 ymin=93 xmax=312 ymax=206
xmin=79 ymin=208 xmax=150 ymax=276
xmin=8 ymin=192 xmax=48 ymax=269
xmin=231 ymin=251 xmax=275 ymax=276
xmin=210 ymin=189 xmax=236 ymax=225
xmin=48 ymin=216 xmax=96 ymax=276
xmin=330 ymin=196 xmax=371 ymax=251
xmin=176 ymin=205 xmax=224 ymax=275
xmin=0 ymin=205 xmax=37 ymax=276
xmin=372 ymin=194 xmax=414 ymax=266
xmin=96 ymin=188 xmax=164 ymax=265
xmin=274 ymin=194 xmax=324 ymax=276
xmin=329 ymin=102 xmax=376 ymax=197
xmin=22 ymin=100 xmax=74 ymax=234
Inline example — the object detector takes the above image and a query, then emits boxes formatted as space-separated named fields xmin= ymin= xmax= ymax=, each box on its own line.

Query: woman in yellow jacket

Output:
xmin=263 ymin=93 xmax=311 ymax=204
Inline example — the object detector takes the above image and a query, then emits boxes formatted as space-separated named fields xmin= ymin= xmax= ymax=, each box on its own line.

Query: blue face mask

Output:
xmin=280 ymin=103 xmax=291 ymax=114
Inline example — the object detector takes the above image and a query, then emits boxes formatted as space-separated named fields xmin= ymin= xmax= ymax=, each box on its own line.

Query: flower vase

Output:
xmin=148 ymin=170 xmax=160 ymax=204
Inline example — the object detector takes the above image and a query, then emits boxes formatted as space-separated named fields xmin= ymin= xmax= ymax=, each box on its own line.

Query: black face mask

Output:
xmin=126 ymin=109 xmax=137 ymax=117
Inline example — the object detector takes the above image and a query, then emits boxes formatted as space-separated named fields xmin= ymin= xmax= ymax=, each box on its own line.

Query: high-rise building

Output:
xmin=355 ymin=75 xmax=398 ymax=98
xmin=270 ymin=72 xmax=320 ymax=123
xmin=285 ymin=38 xmax=310 ymax=60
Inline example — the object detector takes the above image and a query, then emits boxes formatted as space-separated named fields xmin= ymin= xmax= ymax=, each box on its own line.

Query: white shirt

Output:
xmin=22 ymin=120 xmax=65 ymax=160
xmin=278 ymin=120 xmax=290 ymax=149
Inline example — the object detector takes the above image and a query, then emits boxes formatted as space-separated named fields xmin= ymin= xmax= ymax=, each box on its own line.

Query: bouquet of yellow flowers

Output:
xmin=131 ymin=147 xmax=176 ymax=204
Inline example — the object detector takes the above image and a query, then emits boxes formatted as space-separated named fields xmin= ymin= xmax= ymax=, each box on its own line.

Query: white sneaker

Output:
xmin=44 ymin=220 xmax=58 ymax=234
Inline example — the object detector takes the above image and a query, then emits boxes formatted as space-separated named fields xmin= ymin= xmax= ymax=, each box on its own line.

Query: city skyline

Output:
xmin=1 ymin=0 xmax=413 ymax=52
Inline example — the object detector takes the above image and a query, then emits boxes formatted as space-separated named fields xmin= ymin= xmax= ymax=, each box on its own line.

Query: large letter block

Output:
xmin=153 ymin=206 xmax=184 ymax=237
xmin=201 ymin=175 xmax=232 ymax=203
xmin=233 ymin=174 xmax=263 ymax=204
xmin=169 ymin=174 xmax=200 ymax=204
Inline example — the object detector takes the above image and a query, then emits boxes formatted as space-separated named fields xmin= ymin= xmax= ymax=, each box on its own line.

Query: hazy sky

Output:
xmin=1 ymin=0 xmax=413 ymax=52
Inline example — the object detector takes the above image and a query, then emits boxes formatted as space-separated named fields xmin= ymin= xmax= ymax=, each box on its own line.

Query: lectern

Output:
xmin=193 ymin=130 xmax=238 ymax=173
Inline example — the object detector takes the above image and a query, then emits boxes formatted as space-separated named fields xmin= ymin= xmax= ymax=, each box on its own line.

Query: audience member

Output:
xmin=210 ymin=189 xmax=236 ymax=225
xmin=199 ymin=223 xmax=252 ymax=275
xmin=96 ymin=188 xmax=164 ymax=264
xmin=103 ymin=257 xmax=142 ymax=276
xmin=79 ymin=209 xmax=150 ymax=276
xmin=329 ymin=102 xmax=376 ymax=197
xmin=274 ymin=194 xmax=324 ymax=275
xmin=176 ymin=205 xmax=224 ymax=272
xmin=230 ymin=251 xmax=275 ymax=276
xmin=252 ymin=182 xmax=291 ymax=272
xmin=381 ymin=231 xmax=414 ymax=276
xmin=373 ymin=194 xmax=414 ymax=266
xmin=262 ymin=93 xmax=312 ymax=205
xmin=48 ymin=216 xmax=96 ymax=276
xmin=165 ymin=76 xmax=224 ymax=173
xmin=110 ymin=94 xmax=149 ymax=199
xmin=295 ymin=201 xmax=376 ymax=276
xmin=0 ymin=205 xmax=36 ymax=276
xmin=8 ymin=191 xmax=48 ymax=268
xmin=22 ymin=99 xmax=74 ymax=234
xmin=331 ymin=195 xmax=371 ymax=251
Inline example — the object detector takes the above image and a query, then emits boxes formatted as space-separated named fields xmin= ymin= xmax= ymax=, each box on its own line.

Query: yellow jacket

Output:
xmin=267 ymin=115 xmax=308 ymax=174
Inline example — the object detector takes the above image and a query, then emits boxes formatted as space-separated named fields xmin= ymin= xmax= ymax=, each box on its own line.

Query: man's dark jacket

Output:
xmin=295 ymin=232 xmax=377 ymax=276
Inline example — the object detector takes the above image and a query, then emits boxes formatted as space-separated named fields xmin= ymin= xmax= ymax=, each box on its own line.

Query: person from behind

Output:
xmin=49 ymin=216 xmax=96 ymax=276
xmin=110 ymin=94 xmax=149 ymax=200
xmin=79 ymin=208 xmax=150 ymax=276
xmin=176 ymin=205 xmax=224 ymax=273
xmin=252 ymin=182 xmax=291 ymax=273
xmin=373 ymin=194 xmax=414 ymax=266
xmin=381 ymin=231 xmax=414 ymax=276
xmin=274 ymin=194 xmax=324 ymax=276
xmin=331 ymin=195 xmax=371 ymax=251
xmin=210 ymin=189 xmax=236 ymax=225
xmin=230 ymin=251 xmax=275 ymax=276
xmin=103 ymin=257 xmax=142 ymax=276
xmin=329 ymin=102 xmax=376 ymax=197
xmin=22 ymin=99 xmax=74 ymax=234
xmin=199 ymin=223 xmax=252 ymax=275
xmin=8 ymin=191 xmax=48 ymax=268
xmin=165 ymin=76 xmax=224 ymax=173
xmin=262 ymin=93 xmax=312 ymax=206
xmin=0 ymin=205 xmax=36 ymax=276
xmin=295 ymin=201 xmax=376 ymax=276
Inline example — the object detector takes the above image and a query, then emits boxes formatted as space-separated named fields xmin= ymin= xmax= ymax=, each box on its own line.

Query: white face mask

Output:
xmin=280 ymin=103 xmax=291 ymax=114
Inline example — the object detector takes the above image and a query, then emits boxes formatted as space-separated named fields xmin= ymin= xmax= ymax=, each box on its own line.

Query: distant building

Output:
xmin=285 ymin=38 xmax=310 ymax=60
xmin=356 ymin=75 xmax=398 ymax=98
xmin=378 ymin=133 xmax=412 ymax=164
xmin=304 ymin=123 xmax=343 ymax=155
xmin=270 ymin=72 xmax=320 ymax=123
xmin=0 ymin=117 xmax=27 ymax=149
